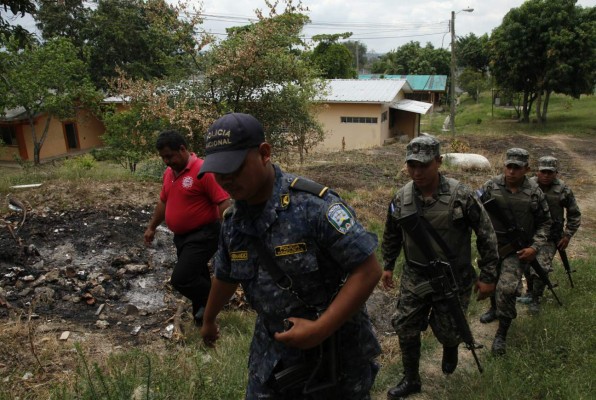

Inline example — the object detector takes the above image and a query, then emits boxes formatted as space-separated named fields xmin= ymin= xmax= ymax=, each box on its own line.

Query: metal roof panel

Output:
xmin=390 ymin=99 xmax=433 ymax=114
xmin=317 ymin=79 xmax=410 ymax=103
xmin=358 ymin=74 xmax=447 ymax=91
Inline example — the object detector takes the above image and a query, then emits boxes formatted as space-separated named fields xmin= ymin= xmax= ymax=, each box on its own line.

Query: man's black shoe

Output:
xmin=194 ymin=306 xmax=205 ymax=327
xmin=387 ymin=376 xmax=421 ymax=399
xmin=442 ymin=345 xmax=459 ymax=374
xmin=479 ymin=308 xmax=497 ymax=324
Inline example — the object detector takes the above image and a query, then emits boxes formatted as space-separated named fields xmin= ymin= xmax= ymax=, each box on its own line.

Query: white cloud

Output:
xmin=194 ymin=0 xmax=596 ymax=53
xmin=4 ymin=0 xmax=595 ymax=54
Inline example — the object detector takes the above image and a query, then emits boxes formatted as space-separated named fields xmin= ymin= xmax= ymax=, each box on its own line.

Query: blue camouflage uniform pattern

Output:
xmin=213 ymin=164 xmax=381 ymax=400
xmin=478 ymin=174 xmax=551 ymax=319
xmin=382 ymin=174 xmax=499 ymax=344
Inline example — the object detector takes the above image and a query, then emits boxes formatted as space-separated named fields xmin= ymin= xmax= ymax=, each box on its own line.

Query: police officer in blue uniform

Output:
xmin=198 ymin=113 xmax=382 ymax=399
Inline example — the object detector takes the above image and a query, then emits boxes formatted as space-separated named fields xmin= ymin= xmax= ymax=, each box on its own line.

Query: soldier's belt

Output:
xmin=498 ymin=243 xmax=518 ymax=259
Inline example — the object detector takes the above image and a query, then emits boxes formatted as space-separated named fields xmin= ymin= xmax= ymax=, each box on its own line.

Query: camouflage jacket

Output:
xmin=382 ymin=174 xmax=499 ymax=284
xmin=213 ymin=164 xmax=381 ymax=384
xmin=479 ymin=174 xmax=551 ymax=252
xmin=529 ymin=176 xmax=581 ymax=240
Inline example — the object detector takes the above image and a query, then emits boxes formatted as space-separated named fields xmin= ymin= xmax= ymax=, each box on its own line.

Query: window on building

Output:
xmin=0 ymin=125 xmax=17 ymax=146
xmin=381 ymin=111 xmax=388 ymax=122
xmin=340 ymin=116 xmax=378 ymax=124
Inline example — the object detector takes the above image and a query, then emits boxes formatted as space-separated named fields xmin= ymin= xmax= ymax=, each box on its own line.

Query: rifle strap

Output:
xmin=413 ymin=192 xmax=458 ymax=264
xmin=248 ymin=235 xmax=321 ymax=311
xmin=420 ymin=216 xmax=458 ymax=264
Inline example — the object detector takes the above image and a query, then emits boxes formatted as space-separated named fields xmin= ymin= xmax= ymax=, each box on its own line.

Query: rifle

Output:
xmin=397 ymin=212 xmax=484 ymax=373
xmin=483 ymin=198 xmax=563 ymax=306
xmin=558 ymin=249 xmax=575 ymax=288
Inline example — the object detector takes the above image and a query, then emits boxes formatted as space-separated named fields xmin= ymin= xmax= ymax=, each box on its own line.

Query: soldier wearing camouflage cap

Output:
xmin=382 ymin=135 xmax=499 ymax=398
xmin=476 ymin=148 xmax=551 ymax=355
xmin=504 ymin=147 xmax=530 ymax=167
xmin=522 ymin=156 xmax=581 ymax=312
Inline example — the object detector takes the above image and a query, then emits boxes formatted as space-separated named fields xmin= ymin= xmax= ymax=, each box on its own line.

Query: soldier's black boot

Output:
xmin=387 ymin=337 xmax=422 ymax=399
xmin=528 ymin=297 xmax=541 ymax=315
xmin=491 ymin=317 xmax=512 ymax=356
xmin=441 ymin=345 xmax=459 ymax=374
xmin=480 ymin=296 xmax=497 ymax=324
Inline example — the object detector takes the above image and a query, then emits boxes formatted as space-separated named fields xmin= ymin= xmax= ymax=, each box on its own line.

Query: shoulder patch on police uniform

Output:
xmin=327 ymin=203 xmax=355 ymax=234
xmin=290 ymin=177 xmax=329 ymax=198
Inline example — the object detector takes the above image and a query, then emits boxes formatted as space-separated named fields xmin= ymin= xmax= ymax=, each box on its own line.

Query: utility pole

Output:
xmin=450 ymin=9 xmax=474 ymax=137
xmin=356 ymin=40 xmax=359 ymax=74
xmin=450 ymin=11 xmax=456 ymax=136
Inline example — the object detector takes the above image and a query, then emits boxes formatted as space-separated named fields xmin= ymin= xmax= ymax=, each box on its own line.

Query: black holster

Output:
xmin=273 ymin=331 xmax=340 ymax=395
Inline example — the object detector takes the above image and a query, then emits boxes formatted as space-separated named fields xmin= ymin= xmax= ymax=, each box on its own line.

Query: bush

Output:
xmin=90 ymin=147 xmax=112 ymax=162
xmin=136 ymin=158 xmax=166 ymax=182
xmin=448 ymin=138 xmax=471 ymax=153
xmin=60 ymin=154 xmax=96 ymax=179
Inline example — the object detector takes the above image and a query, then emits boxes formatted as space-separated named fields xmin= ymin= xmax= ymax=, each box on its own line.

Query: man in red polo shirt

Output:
xmin=144 ymin=130 xmax=231 ymax=325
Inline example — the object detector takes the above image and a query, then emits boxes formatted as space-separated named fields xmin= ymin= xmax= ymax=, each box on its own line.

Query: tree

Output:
xmin=490 ymin=0 xmax=595 ymax=123
xmin=0 ymin=0 xmax=35 ymax=47
xmin=458 ymin=68 xmax=489 ymax=101
xmin=197 ymin=1 xmax=326 ymax=160
xmin=106 ymin=70 xmax=216 ymax=160
xmin=343 ymin=40 xmax=367 ymax=72
xmin=105 ymin=0 xmax=326 ymax=162
xmin=456 ymin=33 xmax=490 ymax=74
xmin=35 ymin=0 xmax=90 ymax=51
xmin=101 ymin=106 xmax=167 ymax=173
xmin=371 ymin=41 xmax=450 ymax=75
xmin=0 ymin=37 xmax=102 ymax=164
xmin=82 ymin=0 xmax=200 ymax=89
xmin=309 ymin=33 xmax=356 ymax=79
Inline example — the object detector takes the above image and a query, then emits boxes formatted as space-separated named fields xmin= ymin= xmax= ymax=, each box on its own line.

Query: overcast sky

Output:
xmin=3 ymin=0 xmax=595 ymax=54
xmin=193 ymin=0 xmax=596 ymax=53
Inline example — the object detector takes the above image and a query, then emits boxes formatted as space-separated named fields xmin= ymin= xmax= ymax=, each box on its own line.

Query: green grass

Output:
xmin=422 ymin=92 xmax=596 ymax=137
xmin=435 ymin=249 xmax=596 ymax=400
xmin=46 ymin=312 xmax=255 ymax=400
xmin=0 ymin=156 xmax=162 ymax=195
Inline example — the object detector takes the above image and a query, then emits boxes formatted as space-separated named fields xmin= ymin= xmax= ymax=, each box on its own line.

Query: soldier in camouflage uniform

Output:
xmin=477 ymin=148 xmax=551 ymax=355
xmin=382 ymin=135 xmax=498 ymax=399
xmin=523 ymin=156 xmax=581 ymax=313
xmin=198 ymin=113 xmax=382 ymax=400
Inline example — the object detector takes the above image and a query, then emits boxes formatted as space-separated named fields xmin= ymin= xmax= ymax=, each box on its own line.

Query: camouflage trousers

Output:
xmin=534 ymin=241 xmax=556 ymax=273
xmin=495 ymin=253 xmax=527 ymax=320
xmin=391 ymin=263 xmax=474 ymax=347
xmin=245 ymin=358 xmax=380 ymax=400
xmin=524 ymin=241 xmax=557 ymax=298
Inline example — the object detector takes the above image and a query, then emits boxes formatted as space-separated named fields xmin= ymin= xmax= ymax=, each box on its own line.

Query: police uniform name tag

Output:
xmin=275 ymin=242 xmax=307 ymax=257
xmin=327 ymin=203 xmax=354 ymax=234
xmin=230 ymin=251 xmax=249 ymax=261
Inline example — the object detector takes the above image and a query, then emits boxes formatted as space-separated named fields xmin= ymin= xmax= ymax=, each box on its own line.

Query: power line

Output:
xmin=186 ymin=11 xmax=450 ymax=41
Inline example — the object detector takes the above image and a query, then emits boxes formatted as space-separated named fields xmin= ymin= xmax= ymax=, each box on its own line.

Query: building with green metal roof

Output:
xmin=358 ymin=74 xmax=447 ymax=107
